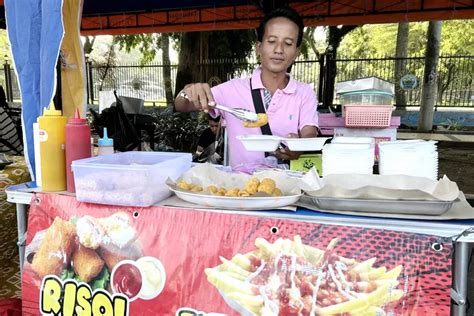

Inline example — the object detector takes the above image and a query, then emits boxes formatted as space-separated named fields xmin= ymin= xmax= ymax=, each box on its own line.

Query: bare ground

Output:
xmin=437 ymin=141 xmax=474 ymax=196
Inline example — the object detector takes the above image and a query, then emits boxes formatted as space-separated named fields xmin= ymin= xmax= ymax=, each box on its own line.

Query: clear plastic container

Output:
xmin=72 ymin=151 xmax=192 ymax=206
xmin=339 ymin=90 xmax=393 ymax=106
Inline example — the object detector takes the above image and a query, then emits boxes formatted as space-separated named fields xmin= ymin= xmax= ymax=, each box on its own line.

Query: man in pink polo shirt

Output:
xmin=175 ymin=7 xmax=319 ymax=169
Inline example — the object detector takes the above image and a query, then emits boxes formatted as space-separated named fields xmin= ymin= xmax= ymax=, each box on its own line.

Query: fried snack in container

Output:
xmin=31 ymin=217 xmax=76 ymax=278
xmin=244 ymin=178 xmax=260 ymax=195
xmin=272 ymin=188 xmax=282 ymax=196
xmin=206 ymin=185 xmax=218 ymax=194
xmin=190 ymin=184 xmax=203 ymax=192
xmin=225 ymin=188 xmax=240 ymax=197
xmin=205 ymin=235 xmax=404 ymax=315
xmin=177 ymin=180 xmax=192 ymax=190
xmin=238 ymin=190 xmax=251 ymax=197
xmin=72 ymin=244 xmax=105 ymax=283
xmin=257 ymin=178 xmax=276 ymax=195
xmin=243 ymin=113 xmax=268 ymax=128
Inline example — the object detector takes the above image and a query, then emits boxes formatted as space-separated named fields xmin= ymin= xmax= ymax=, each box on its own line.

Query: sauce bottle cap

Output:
xmin=98 ymin=128 xmax=113 ymax=146
xmin=43 ymin=102 xmax=63 ymax=116
xmin=68 ymin=109 xmax=87 ymax=124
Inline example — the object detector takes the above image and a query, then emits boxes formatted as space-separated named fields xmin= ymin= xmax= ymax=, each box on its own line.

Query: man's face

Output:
xmin=209 ymin=120 xmax=219 ymax=135
xmin=256 ymin=17 xmax=300 ymax=75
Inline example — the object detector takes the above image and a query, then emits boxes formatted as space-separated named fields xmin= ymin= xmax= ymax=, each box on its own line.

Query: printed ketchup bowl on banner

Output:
xmin=111 ymin=257 xmax=166 ymax=302
xmin=111 ymin=260 xmax=143 ymax=302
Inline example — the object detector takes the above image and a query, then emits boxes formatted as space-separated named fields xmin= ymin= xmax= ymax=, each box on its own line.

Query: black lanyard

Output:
xmin=250 ymin=79 xmax=272 ymax=157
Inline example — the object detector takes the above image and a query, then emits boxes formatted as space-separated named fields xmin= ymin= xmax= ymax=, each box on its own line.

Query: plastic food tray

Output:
xmin=72 ymin=151 xmax=192 ymax=206
xmin=310 ymin=196 xmax=453 ymax=215
xmin=344 ymin=105 xmax=393 ymax=128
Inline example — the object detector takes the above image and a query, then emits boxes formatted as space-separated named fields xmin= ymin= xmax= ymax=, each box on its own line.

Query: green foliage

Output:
xmin=151 ymin=107 xmax=207 ymax=152
xmin=440 ymin=20 xmax=474 ymax=55
xmin=445 ymin=118 xmax=465 ymax=131
xmin=339 ymin=20 xmax=473 ymax=57
xmin=115 ymin=34 xmax=162 ymax=65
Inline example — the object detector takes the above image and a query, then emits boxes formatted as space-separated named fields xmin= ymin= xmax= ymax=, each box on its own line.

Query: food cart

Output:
xmin=3 ymin=1 xmax=473 ymax=315
xmin=6 ymin=158 xmax=474 ymax=315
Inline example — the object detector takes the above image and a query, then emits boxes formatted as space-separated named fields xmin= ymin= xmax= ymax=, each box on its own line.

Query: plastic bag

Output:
xmin=90 ymin=91 xmax=140 ymax=152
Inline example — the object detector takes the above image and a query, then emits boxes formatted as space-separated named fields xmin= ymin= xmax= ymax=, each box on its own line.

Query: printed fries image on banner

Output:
xmin=205 ymin=236 xmax=404 ymax=315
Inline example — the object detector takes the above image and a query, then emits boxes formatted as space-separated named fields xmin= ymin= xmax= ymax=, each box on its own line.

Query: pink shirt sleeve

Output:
xmin=209 ymin=83 xmax=229 ymax=119
xmin=298 ymin=84 xmax=319 ymax=129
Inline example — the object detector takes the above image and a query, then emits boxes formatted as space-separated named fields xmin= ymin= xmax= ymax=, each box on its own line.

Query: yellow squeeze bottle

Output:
xmin=38 ymin=103 xmax=68 ymax=191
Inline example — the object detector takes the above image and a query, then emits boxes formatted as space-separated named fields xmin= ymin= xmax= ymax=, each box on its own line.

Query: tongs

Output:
xmin=209 ymin=104 xmax=258 ymax=122
xmin=179 ymin=91 xmax=258 ymax=122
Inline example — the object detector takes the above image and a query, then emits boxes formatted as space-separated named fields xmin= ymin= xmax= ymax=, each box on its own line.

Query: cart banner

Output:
xmin=22 ymin=193 xmax=452 ymax=315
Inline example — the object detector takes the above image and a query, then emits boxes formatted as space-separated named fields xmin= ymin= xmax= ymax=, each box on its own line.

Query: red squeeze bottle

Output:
xmin=65 ymin=109 xmax=91 ymax=192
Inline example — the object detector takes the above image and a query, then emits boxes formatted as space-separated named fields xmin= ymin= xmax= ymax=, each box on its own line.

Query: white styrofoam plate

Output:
xmin=168 ymin=186 xmax=301 ymax=210
xmin=236 ymin=135 xmax=283 ymax=152
xmin=283 ymin=137 xmax=331 ymax=151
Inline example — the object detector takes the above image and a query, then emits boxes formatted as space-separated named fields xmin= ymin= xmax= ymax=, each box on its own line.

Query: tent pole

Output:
xmin=53 ymin=56 xmax=62 ymax=111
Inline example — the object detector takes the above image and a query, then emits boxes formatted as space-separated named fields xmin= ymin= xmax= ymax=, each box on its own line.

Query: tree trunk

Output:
xmin=394 ymin=22 xmax=409 ymax=106
xmin=323 ymin=25 xmax=357 ymax=108
xmin=83 ymin=36 xmax=96 ymax=55
xmin=161 ymin=33 xmax=173 ymax=105
xmin=175 ymin=32 xmax=202 ymax=96
xmin=418 ymin=21 xmax=442 ymax=131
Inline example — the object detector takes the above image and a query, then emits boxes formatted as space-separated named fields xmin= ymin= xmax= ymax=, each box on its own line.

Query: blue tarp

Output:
xmin=5 ymin=0 xmax=64 ymax=180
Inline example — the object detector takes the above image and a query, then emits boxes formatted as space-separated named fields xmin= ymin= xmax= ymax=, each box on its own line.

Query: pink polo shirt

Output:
xmin=211 ymin=67 xmax=319 ymax=168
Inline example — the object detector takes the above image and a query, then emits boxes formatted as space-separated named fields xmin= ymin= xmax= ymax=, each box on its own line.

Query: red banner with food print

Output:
xmin=22 ymin=193 xmax=452 ymax=316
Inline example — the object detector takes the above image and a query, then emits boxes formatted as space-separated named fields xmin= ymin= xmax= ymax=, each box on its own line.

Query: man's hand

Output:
xmin=273 ymin=133 xmax=302 ymax=161
xmin=175 ymin=83 xmax=215 ymax=112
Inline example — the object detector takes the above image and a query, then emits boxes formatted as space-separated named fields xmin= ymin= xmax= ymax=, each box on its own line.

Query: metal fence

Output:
xmin=2 ymin=55 xmax=472 ymax=108
xmin=87 ymin=63 xmax=179 ymax=105
xmin=335 ymin=55 xmax=473 ymax=107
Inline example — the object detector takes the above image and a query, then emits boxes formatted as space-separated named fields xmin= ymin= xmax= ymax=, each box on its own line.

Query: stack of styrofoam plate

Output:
xmin=378 ymin=140 xmax=438 ymax=180
xmin=332 ymin=136 xmax=375 ymax=145
xmin=322 ymin=142 xmax=375 ymax=177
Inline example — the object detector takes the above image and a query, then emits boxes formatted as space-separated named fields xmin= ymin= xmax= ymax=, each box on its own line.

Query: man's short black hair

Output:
xmin=256 ymin=7 xmax=304 ymax=47
xmin=208 ymin=114 xmax=221 ymax=123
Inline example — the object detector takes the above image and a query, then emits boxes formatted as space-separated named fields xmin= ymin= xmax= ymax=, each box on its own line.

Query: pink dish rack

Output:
xmin=344 ymin=105 xmax=393 ymax=128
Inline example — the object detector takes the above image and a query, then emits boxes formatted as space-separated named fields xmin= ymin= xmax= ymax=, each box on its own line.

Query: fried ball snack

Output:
xmin=206 ymin=185 xmax=218 ymax=194
xmin=72 ymin=244 xmax=104 ymax=283
xmin=225 ymin=188 xmax=240 ymax=197
xmin=238 ymin=190 xmax=250 ymax=197
xmin=257 ymin=178 xmax=276 ymax=195
xmin=31 ymin=217 xmax=76 ymax=278
xmin=98 ymin=242 xmax=143 ymax=272
xmin=176 ymin=180 xmax=192 ymax=190
xmin=189 ymin=184 xmax=203 ymax=192
xmin=272 ymin=187 xmax=282 ymax=196
xmin=244 ymin=178 xmax=259 ymax=195
xmin=205 ymin=236 xmax=404 ymax=316
xmin=243 ymin=113 xmax=268 ymax=128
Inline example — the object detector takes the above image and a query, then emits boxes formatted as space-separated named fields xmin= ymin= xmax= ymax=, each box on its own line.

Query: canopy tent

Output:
xmin=79 ymin=0 xmax=474 ymax=35
xmin=1 ymin=0 xmax=473 ymax=184
xmin=0 ymin=1 xmax=473 ymax=34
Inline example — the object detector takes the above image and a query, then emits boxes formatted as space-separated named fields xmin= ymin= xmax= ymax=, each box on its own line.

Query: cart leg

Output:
xmin=15 ymin=203 xmax=27 ymax=276
xmin=451 ymin=242 xmax=469 ymax=316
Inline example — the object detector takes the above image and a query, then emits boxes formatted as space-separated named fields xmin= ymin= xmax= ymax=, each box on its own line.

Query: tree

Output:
xmin=174 ymin=32 xmax=201 ymax=96
xmin=418 ymin=21 xmax=442 ymax=131
xmin=114 ymin=34 xmax=176 ymax=105
xmin=394 ymin=22 xmax=409 ymax=106
xmin=322 ymin=25 xmax=358 ymax=107
xmin=174 ymin=29 xmax=255 ymax=94
xmin=83 ymin=36 xmax=96 ymax=55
